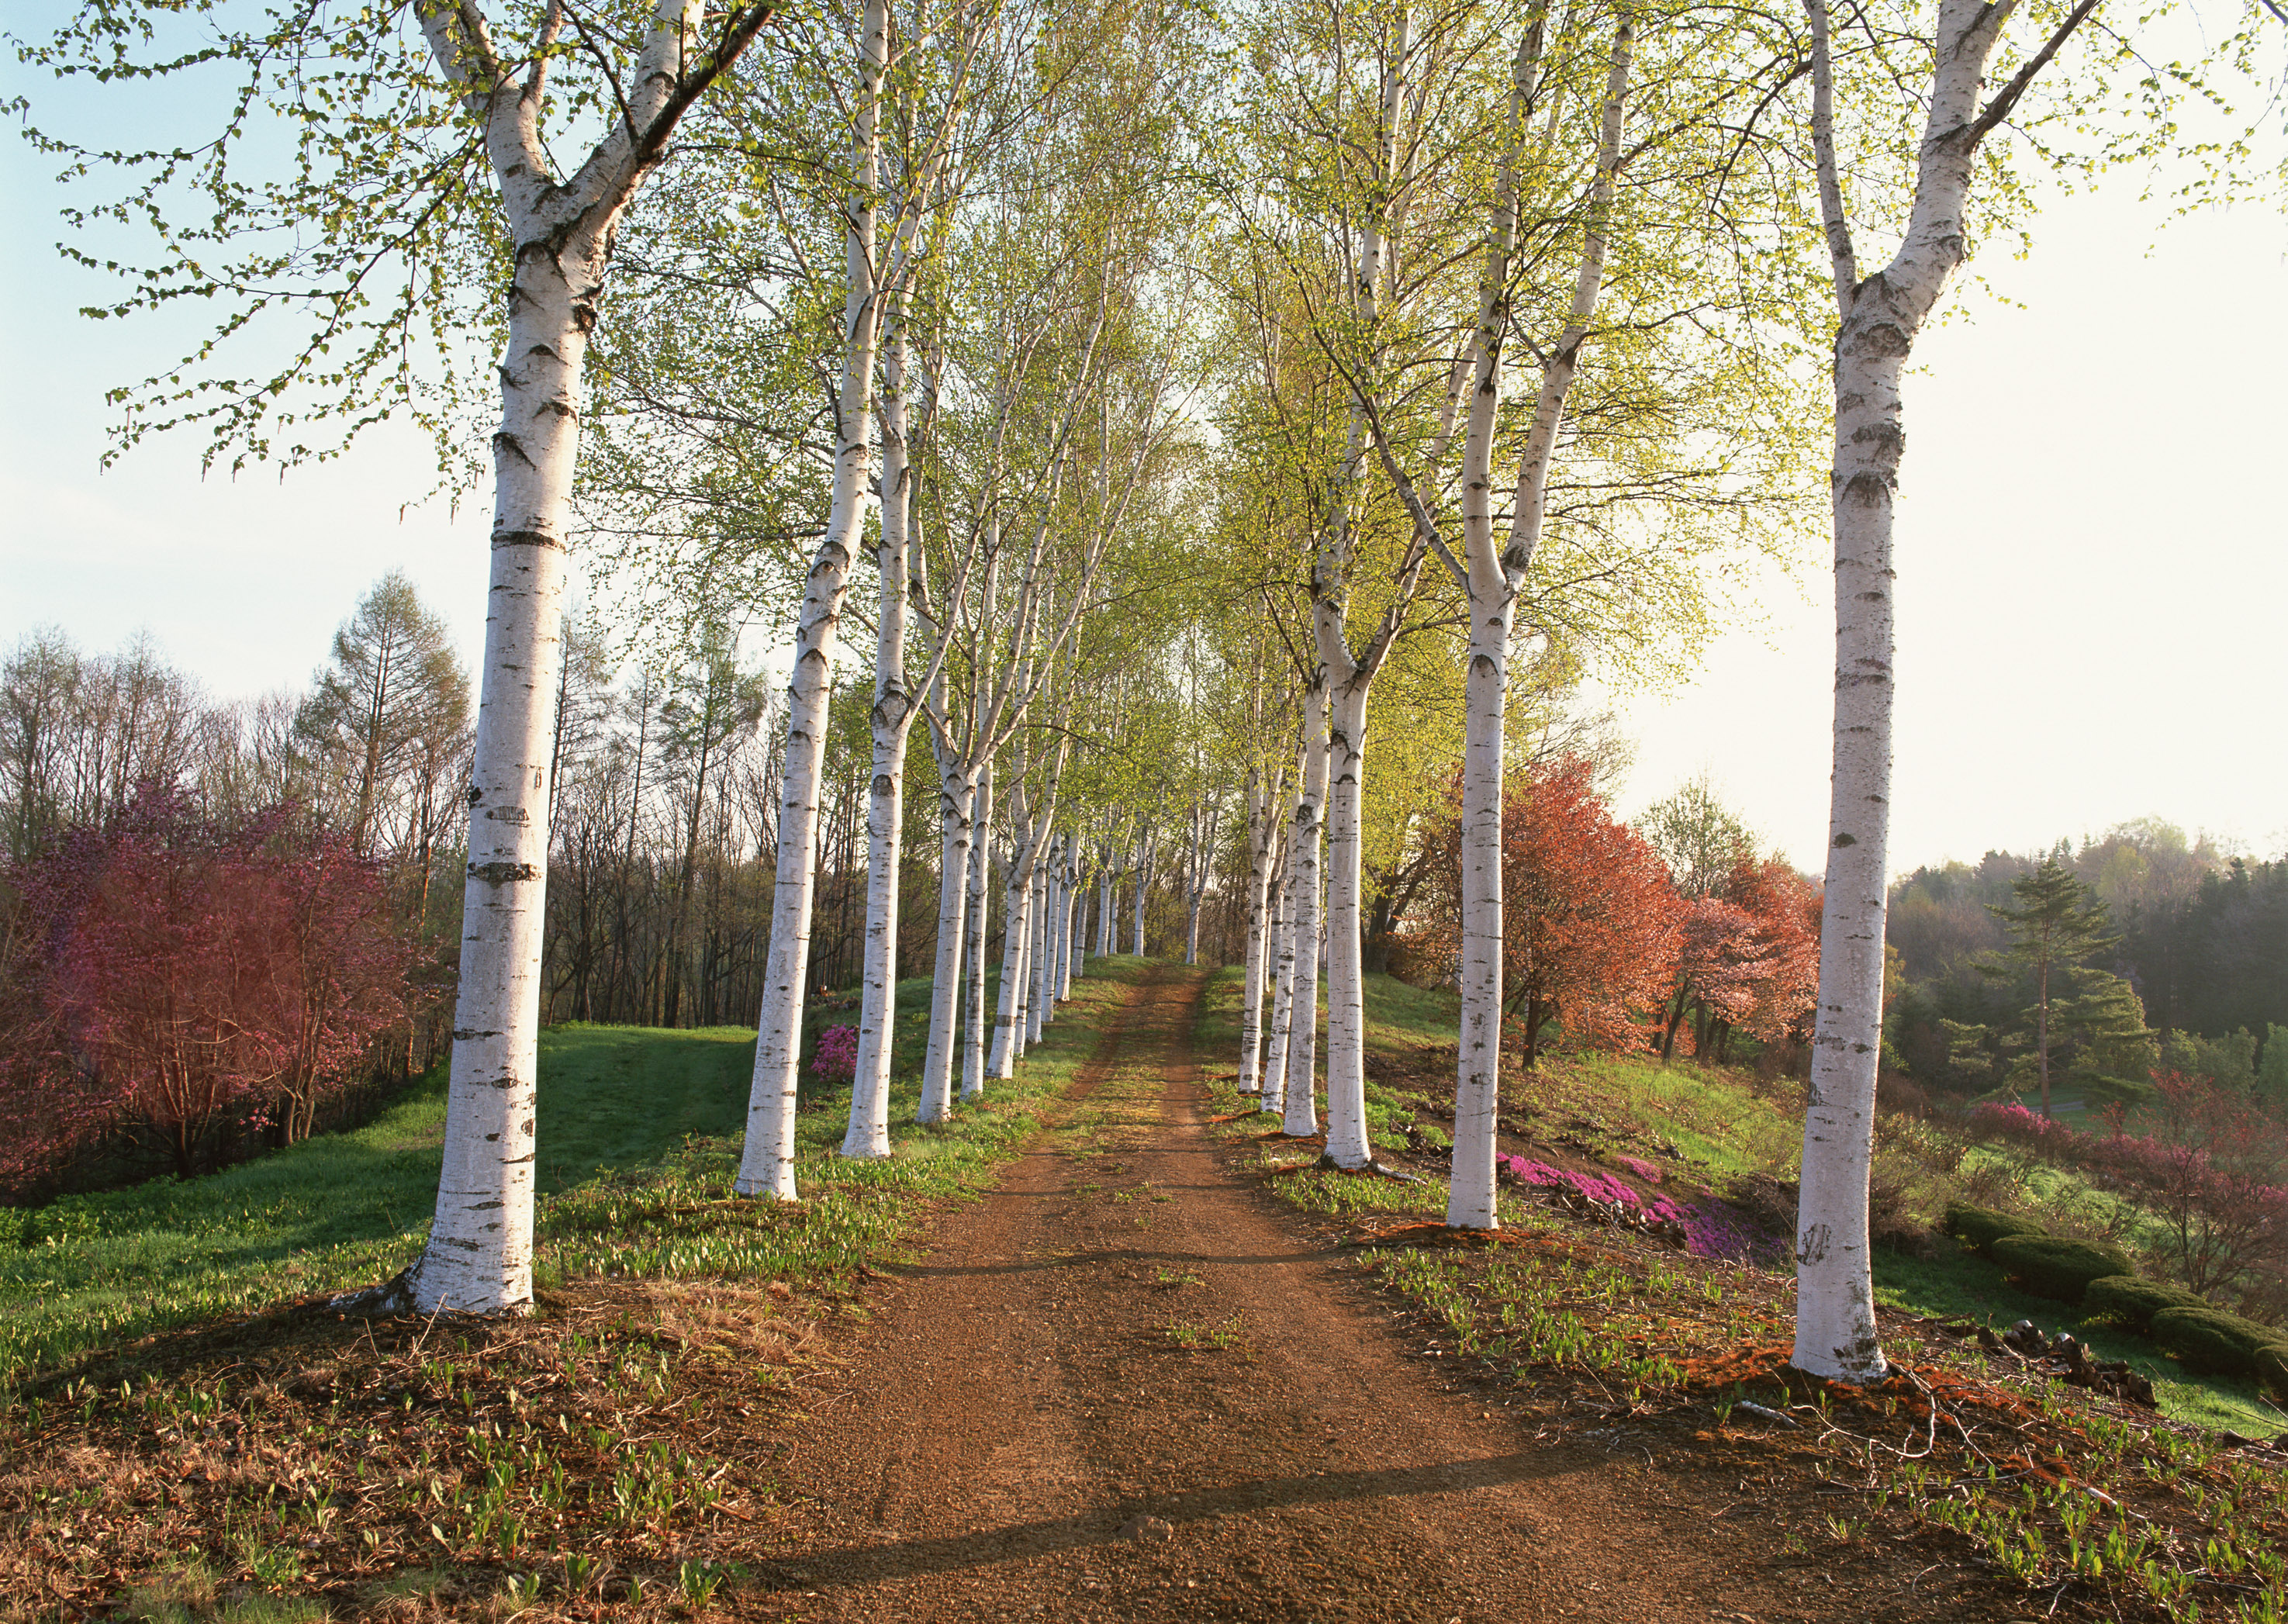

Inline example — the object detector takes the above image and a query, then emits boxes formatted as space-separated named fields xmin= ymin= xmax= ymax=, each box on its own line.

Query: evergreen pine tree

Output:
xmin=1979 ymin=857 xmax=2124 ymax=1119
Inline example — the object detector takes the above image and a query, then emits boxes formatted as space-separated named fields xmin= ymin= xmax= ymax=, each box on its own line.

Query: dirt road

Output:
xmin=745 ymin=966 xmax=1857 ymax=1622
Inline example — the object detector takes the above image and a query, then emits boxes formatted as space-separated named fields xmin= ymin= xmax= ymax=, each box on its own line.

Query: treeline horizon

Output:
xmin=0 ymin=596 xmax=1259 ymax=1049
xmin=1885 ymin=825 xmax=2288 ymax=1101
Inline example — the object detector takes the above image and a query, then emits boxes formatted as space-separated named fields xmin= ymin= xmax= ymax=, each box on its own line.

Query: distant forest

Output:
xmin=1885 ymin=823 xmax=2288 ymax=1102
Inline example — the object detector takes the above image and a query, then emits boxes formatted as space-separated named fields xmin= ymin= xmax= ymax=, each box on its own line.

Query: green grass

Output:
xmin=1870 ymin=1246 xmax=2285 ymax=1433
xmin=0 ymin=960 xmax=1110 ymax=1391
xmin=1204 ymin=962 xmax=2285 ymax=1436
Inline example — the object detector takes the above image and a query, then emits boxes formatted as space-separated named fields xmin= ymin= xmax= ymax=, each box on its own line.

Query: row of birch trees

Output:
xmin=23 ymin=0 xmax=2279 ymax=1380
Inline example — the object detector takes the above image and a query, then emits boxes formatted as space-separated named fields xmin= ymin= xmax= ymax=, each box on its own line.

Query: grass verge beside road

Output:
xmin=0 ymin=965 xmax=1057 ymax=1391
xmin=1197 ymin=966 xmax=2288 ymax=1623
xmin=0 ymin=959 xmax=1142 ymax=1621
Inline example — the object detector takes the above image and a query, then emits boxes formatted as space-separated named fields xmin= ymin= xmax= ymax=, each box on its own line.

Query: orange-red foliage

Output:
xmin=1664 ymin=855 xmax=1821 ymax=1058
xmin=1415 ymin=756 xmax=1681 ymax=1060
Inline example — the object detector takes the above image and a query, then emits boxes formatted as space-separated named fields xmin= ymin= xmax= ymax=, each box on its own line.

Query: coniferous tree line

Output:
xmin=1885 ymin=824 xmax=2288 ymax=1104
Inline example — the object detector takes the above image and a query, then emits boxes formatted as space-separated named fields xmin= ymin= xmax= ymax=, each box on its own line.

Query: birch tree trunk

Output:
xmin=396 ymin=0 xmax=769 ymax=1311
xmin=1046 ymin=845 xmax=1067 ymax=1004
xmin=1027 ymin=856 xmax=1051 ymax=1042
xmin=917 ymin=768 xmax=972 ymax=1121
xmin=1066 ymin=859 xmax=1087 ymax=984
xmin=1282 ymin=679 xmax=1329 ymax=1139
xmin=1059 ymin=851 xmax=1081 ymax=993
xmin=961 ymin=765 xmax=994 ymax=1099
xmin=842 ymin=300 xmax=921 ymax=1161
xmin=1792 ymin=0 xmax=2062 ymax=1381
xmin=1299 ymin=11 xmax=1408 ymax=1170
xmin=1320 ymin=678 xmax=1376 ymax=1166
xmin=1261 ymin=873 xmax=1293 ymax=1116
xmin=1129 ymin=837 xmax=1152 ymax=955
xmin=734 ymin=0 xmax=890 ymax=1200
xmin=1237 ymin=772 xmax=1273 ymax=1094
xmin=1094 ymin=865 xmax=1112 ymax=955
xmin=1446 ymin=16 xmax=1630 ymax=1228
xmin=989 ymin=834 xmax=1034 ymax=1078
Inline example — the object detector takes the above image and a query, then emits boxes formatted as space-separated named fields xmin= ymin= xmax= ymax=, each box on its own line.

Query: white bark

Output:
xmin=843 ymin=297 xmax=923 ymax=1161
xmin=1320 ymin=679 xmax=1374 ymax=1167
xmin=960 ymin=764 xmax=994 ymax=1099
xmin=1261 ymin=873 xmax=1293 ymax=1117
xmin=1027 ymin=855 xmax=1051 ymax=1043
xmin=918 ymin=768 xmax=973 ymax=1122
xmin=1048 ymin=843 xmax=1069 ymax=1004
xmin=1282 ymin=680 xmax=1328 ymax=1139
xmin=1094 ymin=865 xmax=1113 ymax=955
xmin=1059 ymin=849 xmax=1083 ymax=993
xmin=1066 ymin=859 xmax=1087 ymax=984
xmin=1445 ymin=17 xmax=1630 ymax=1229
xmin=403 ymin=0 xmax=759 ymax=1311
xmin=1793 ymin=0 xmax=2040 ymax=1383
xmin=1237 ymin=771 xmax=1272 ymax=1094
xmin=735 ymin=0 xmax=890 ymax=1201
xmin=1129 ymin=834 xmax=1153 ymax=955
xmin=989 ymin=834 xmax=1034 ymax=1078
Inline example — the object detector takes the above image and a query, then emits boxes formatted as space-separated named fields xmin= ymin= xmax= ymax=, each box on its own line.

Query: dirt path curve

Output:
xmin=749 ymin=966 xmax=1781 ymax=1622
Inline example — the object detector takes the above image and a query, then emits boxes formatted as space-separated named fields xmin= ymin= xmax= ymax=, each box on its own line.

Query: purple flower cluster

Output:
xmin=1616 ymin=1154 xmax=1664 ymax=1184
xmin=1498 ymin=1154 xmax=1769 ymax=1262
xmin=1501 ymin=1155 xmax=1640 ymax=1207
xmin=811 ymin=1024 xmax=859 ymax=1081
xmin=1970 ymin=1095 xmax=2288 ymax=1212
xmin=1671 ymin=1200 xmax=1768 ymax=1263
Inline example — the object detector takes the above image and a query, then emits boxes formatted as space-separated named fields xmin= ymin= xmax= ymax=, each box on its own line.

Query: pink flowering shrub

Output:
xmin=1966 ymin=1073 xmax=2288 ymax=1301
xmin=1616 ymin=1155 xmax=1664 ymax=1184
xmin=811 ymin=1025 xmax=859 ymax=1082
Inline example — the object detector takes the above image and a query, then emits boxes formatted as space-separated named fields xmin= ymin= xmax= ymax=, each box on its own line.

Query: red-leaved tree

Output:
xmin=2 ymin=784 xmax=419 ymax=1187
xmin=1660 ymin=856 xmax=1820 ymax=1064
xmin=1418 ymin=757 xmax=1681 ymax=1065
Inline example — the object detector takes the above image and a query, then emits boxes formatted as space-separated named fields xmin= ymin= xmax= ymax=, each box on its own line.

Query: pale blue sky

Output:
xmin=5 ymin=37 xmax=2285 ymax=876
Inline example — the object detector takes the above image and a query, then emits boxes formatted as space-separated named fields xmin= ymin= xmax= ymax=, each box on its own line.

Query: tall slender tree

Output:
xmin=1792 ymin=0 xmax=2103 ymax=1380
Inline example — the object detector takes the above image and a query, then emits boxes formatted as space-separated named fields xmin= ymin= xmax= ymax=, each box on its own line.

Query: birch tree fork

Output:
xmin=1444 ymin=16 xmax=1631 ymax=1232
xmin=1792 ymin=0 xmax=2100 ymax=1380
xmin=414 ymin=0 xmax=778 ymax=1311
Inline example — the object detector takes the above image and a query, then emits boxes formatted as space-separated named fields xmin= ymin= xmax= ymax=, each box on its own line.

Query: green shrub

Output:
xmin=1989 ymin=1234 xmax=2133 ymax=1304
xmin=2083 ymin=1275 xmax=2210 ymax=1332
xmin=2255 ymin=1342 xmax=2288 ymax=1403
xmin=2150 ymin=1307 xmax=2280 ymax=1377
xmin=1943 ymin=1201 xmax=2043 ymax=1256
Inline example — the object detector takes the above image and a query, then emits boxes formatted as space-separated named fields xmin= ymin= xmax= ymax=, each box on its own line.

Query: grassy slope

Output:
xmin=1197 ymin=963 xmax=2283 ymax=1434
xmin=1 ymin=961 xmax=1122 ymax=1390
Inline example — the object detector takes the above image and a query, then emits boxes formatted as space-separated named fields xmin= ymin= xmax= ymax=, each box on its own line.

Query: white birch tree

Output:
xmin=23 ymin=0 xmax=778 ymax=1311
xmin=1792 ymin=0 xmax=2102 ymax=1380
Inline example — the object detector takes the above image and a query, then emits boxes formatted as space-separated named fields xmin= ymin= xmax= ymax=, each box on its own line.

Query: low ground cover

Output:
xmin=1196 ymin=966 xmax=2288 ymax=1623
xmin=0 ymin=962 xmax=1132 ymax=1620
xmin=2 ymin=973 xmax=980 ymax=1390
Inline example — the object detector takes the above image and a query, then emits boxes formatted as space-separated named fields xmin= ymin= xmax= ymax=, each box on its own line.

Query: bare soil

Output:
xmin=738 ymin=964 xmax=2041 ymax=1622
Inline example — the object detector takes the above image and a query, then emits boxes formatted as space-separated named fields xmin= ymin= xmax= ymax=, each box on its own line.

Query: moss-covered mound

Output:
xmin=1989 ymin=1235 xmax=2134 ymax=1304
xmin=2083 ymin=1275 xmax=2211 ymax=1332
xmin=2150 ymin=1306 xmax=2283 ymax=1377
xmin=2253 ymin=1342 xmax=2288 ymax=1403
xmin=1943 ymin=1201 xmax=2043 ymax=1256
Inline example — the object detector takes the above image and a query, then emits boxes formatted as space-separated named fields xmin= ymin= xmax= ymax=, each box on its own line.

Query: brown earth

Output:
xmin=738 ymin=963 xmax=2026 ymax=1623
